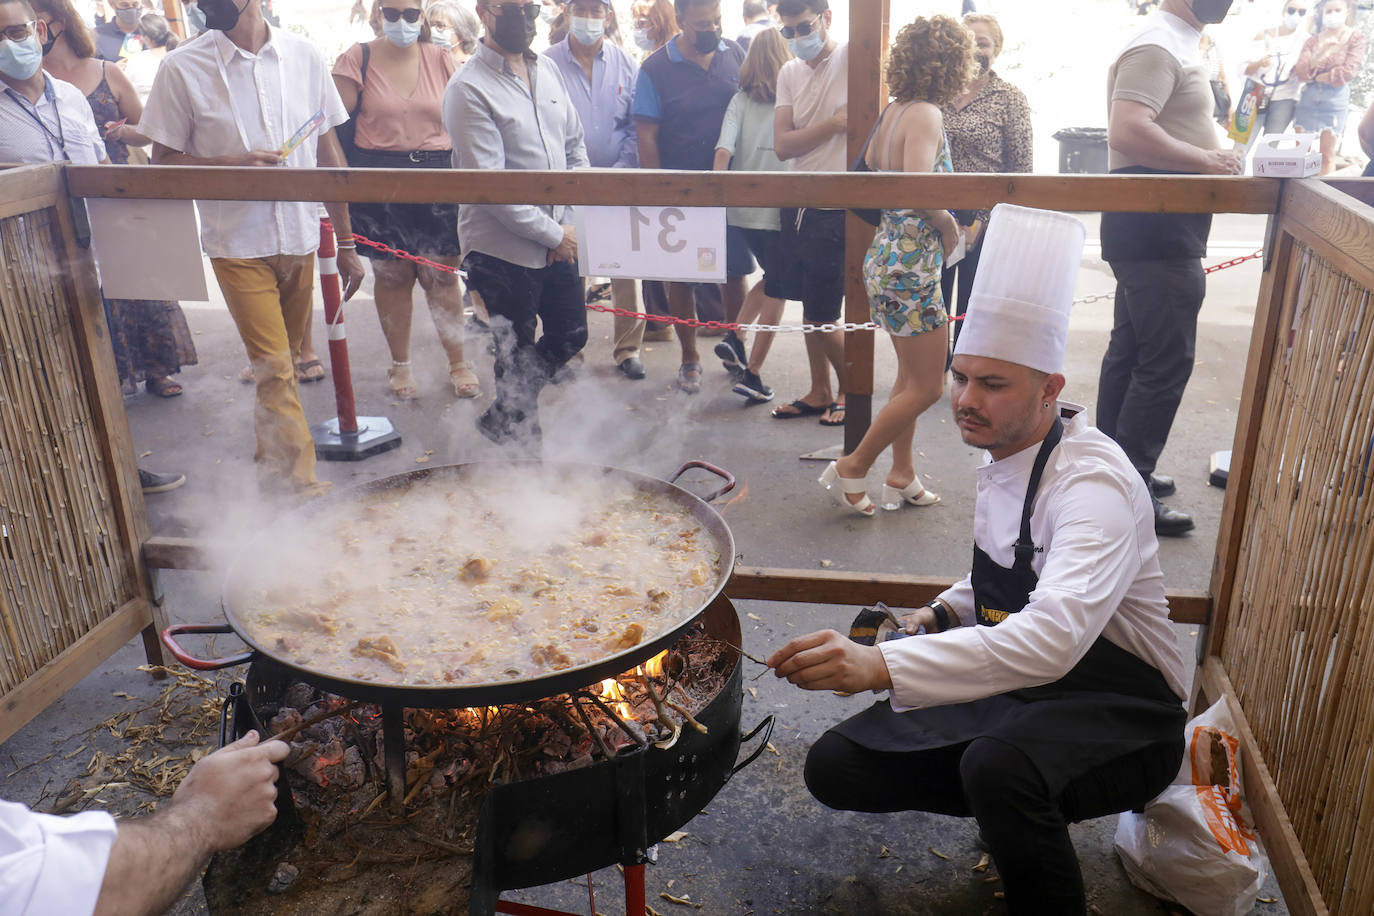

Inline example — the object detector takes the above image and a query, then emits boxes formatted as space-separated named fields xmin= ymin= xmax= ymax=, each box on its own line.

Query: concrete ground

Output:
xmin=1 ymin=212 xmax=1288 ymax=914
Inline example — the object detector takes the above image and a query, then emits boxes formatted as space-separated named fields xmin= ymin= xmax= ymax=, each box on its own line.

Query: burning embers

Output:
xmin=272 ymin=636 xmax=723 ymax=806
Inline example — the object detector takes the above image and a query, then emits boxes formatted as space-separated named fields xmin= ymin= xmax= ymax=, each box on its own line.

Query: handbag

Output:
xmin=334 ymin=43 xmax=370 ymax=166
xmin=847 ymin=108 xmax=887 ymax=227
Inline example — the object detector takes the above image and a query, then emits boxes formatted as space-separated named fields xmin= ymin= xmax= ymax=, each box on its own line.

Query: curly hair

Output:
xmin=885 ymin=15 xmax=976 ymax=107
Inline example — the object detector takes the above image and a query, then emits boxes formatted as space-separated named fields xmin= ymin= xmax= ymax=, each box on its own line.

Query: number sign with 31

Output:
xmin=577 ymin=205 xmax=726 ymax=283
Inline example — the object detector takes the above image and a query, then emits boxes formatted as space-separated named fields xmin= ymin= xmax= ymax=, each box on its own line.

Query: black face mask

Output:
xmin=1191 ymin=0 xmax=1233 ymax=24
xmin=489 ymin=7 xmax=537 ymax=53
xmin=201 ymin=0 xmax=247 ymax=31
xmin=41 ymin=25 xmax=60 ymax=55
xmin=692 ymin=26 xmax=720 ymax=54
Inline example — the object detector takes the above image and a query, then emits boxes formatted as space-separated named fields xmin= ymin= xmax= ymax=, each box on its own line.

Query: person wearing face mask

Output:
xmin=768 ymin=0 xmax=848 ymax=426
xmin=545 ymin=0 xmax=649 ymax=380
xmin=140 ymin=0 xmax=366 ymax=500
xmin=443 ymin=0 xmax=589 ymax=445
xmin=425 ymin=0 xmax=481 ymax=61
xmin=939 ymin=12 xmax=1030 ymax=353
xmin=1242 ymin=0 xmax=1313 ymax=135
xmin=92 ymin=0 xmax=143 ymax=61
xmin=182 ymin=0 xmax=208 ymax=34
xmin=630 ymin=0 xmax=672 ymax=56
xmin=332 ymin=0 xmax=478 ymax=401
xmin=1293 ymin=0 xmax=1365 ymax=174
xmin=1098 ymin=0 xmax=1244 ymax=538
xmin=631 ymin=0 xmax=743 ymax=393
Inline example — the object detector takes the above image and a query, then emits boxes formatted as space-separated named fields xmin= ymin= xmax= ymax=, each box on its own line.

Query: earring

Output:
xmin=1043 ymin=402 xmax=1050 ymax=408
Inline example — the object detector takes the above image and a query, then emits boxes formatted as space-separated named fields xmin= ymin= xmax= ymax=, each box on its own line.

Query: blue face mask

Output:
xmin=569 ymin=15 xmax=603 ymax=45
xmin=382 ymin=17 xmax=421 ymax=46
xmin=788 ymin=28 xmax=823 ymax=61
xmin=0 ymin=35 xmax=43 ymax=80
xmin=184 ymin=1 xmax=208 ymax=32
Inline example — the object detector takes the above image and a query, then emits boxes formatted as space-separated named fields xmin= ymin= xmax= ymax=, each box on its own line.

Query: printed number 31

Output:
xmin=630 ymin=206 xmax=686 ymax=254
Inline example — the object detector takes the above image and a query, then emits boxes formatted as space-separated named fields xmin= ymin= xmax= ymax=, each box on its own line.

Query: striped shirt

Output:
xmin=0 ymin=74 xmax=107 ymax=166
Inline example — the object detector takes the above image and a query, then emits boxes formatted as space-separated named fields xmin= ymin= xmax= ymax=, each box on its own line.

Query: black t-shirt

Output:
xmin=1100 ymin=165 xmax=1213 ymax=262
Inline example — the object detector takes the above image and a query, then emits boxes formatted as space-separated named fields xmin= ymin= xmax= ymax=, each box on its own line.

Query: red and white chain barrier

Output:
xmin=351 ymin=232 xmax=1264 ymax=335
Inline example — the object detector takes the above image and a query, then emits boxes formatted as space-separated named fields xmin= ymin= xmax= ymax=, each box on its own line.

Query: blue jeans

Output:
xmin=1294 ymin=81 xmax=1351 ymax=134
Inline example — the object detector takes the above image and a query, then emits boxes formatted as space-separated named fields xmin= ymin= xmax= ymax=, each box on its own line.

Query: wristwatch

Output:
xmin=925 ymin=597 xmax=953 ymax=633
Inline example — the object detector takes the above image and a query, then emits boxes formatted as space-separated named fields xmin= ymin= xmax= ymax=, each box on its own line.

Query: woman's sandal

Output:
xmin=449 ymin=360 xmax=480 ymax=399
xmin=881 ymin=475 xmax=941 ymax=511
xmin=387 ymin=361 xmax=419 ymax=400
xmin=146 ymin=376 xmax=183 ymax=398
xmin=819 ymin=461 xmax=875 ymax=517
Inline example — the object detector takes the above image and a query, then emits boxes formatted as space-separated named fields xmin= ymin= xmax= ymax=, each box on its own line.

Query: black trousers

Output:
xmin=462 ymin=253 xmax=587 ymax=428
xmin=1096 ymin=258 xmax=1206 ymax=481
xmin=805 ymin=732 xmax=1183 ymax=916
xmin=939 ymin=237 xmax=983 ymax=350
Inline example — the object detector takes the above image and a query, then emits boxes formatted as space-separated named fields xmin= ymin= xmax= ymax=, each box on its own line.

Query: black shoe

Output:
xmin=714 ymin=333 xmax=746 ymax=377
xmin=732 ymin=370 xmax=774 ymax=403
xmin=616 ymin=356 xmax=646 ymax=380
xmin=139 ymin=468 xmax=186 ymax=494
xmin=585 ymin=282 xmax=611 ymax=304
xmin=477 ymin=405 xmax=539 ymax=446
xmin=1149 ymin=473 xmax=1176 ymax=499
xmin=1152 ymin=497 xmax=1194 ymax=537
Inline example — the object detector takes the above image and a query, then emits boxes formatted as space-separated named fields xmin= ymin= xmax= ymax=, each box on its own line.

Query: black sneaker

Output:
xmin=713 ymin=333 xmax=746 ymax=378
xmin=139 ymin=468 xmax=186 ymax=494
xmin=732 ymin=370 xmax=774 ymax=403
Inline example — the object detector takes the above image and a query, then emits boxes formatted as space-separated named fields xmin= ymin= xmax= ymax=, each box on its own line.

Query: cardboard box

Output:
xmin=1251 ymin=133 xmax=1321 ymax=178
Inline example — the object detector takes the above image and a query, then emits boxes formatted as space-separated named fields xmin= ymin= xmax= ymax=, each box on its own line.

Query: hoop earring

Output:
xmin=1043 ymin=402 xmax=1050 ymax=408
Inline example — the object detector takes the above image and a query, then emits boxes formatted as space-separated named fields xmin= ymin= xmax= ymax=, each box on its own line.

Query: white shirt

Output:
xmin=0 ymin=799 xmax=116 ymax=916
xmin=139 ymin=28 xmax=348 ymax=259
xmin=880 ymin=404 xmax=1188 ymax=711
xmin=774 ymin=41 xmax=847 ymax=174
xmin=0 ymin=74 xmax=107 ymax=166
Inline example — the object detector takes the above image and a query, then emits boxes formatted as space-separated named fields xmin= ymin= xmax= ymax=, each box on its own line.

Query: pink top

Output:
xmin=1293 ymin=28 xmax=1368 ymax=88
xmin=332 ymin=41 xmax=456 ymax=151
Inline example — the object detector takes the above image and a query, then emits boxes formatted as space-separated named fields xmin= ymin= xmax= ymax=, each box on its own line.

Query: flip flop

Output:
xmin=771 ymin=399 xmax=828 ymax=420
xmin=676 ymin=361 xmax=703 ymax=394
xmin=819 ymin=402 xmax=846 ymax=426
xmin=296 ymin=358 xmax=326 ymax=382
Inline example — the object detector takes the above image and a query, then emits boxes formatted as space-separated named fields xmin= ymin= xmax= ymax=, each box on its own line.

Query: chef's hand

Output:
xmin=1204 ymin=148 xmax=1245 ymax=175
xmin=169 ymin=730 xmax=289 ymax=851
xmin=337 ymin=247 xmax=365 ymax=301
xmin=898 ymin=606 xmax=939 ymax=635
xmin=766 ymin=629 xmax=892 ymax=693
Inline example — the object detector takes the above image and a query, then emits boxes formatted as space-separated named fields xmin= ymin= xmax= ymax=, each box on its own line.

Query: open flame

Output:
xmin=641 ymin=650 xmax=667 ymax=679
xmin=599 ymin=677 xmax=633 ymax=721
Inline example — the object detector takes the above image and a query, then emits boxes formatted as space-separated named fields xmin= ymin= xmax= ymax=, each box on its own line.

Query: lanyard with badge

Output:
xmin=4 ymin=75 xmax=68 ymax=159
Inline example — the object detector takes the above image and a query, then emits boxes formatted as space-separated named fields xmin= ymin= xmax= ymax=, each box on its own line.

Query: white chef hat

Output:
xmin=952 ymin=204 xmax=1086 ymax=376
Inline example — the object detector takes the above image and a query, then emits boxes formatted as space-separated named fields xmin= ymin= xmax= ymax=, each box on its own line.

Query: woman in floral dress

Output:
xmin=819 ymin=15 xmax=972 ymax=516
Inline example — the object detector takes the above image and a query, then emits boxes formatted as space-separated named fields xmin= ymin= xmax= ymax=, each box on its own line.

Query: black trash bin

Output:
xmin=1053 ymin=127 xmax=1109 ymax=174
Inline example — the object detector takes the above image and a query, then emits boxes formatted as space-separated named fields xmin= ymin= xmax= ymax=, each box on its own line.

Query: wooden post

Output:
xmin=843 ymin=0 xmax=889 ymax=452
xmin=161 ymin=0 xmax=185 ymax=37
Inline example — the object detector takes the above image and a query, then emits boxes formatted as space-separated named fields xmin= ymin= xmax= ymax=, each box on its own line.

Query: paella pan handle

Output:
xmin=668 ymin=460 xmax=736 ymax=503
xmin=161 ymin=624 xmax=255 ymax=671
xmin=730 ymin=714 xmax=776 ymax=778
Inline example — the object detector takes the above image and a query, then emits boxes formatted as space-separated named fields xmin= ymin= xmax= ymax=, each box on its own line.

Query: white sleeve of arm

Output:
xmin=937 ymin=575 xmax=975 ymax=627
xmin=0 ymin=800 xmax=117 ymax=916
xmin=880 ymin=476 xmax=1144 ymax=711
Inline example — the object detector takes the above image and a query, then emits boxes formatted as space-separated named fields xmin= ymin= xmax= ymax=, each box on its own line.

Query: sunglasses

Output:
xmin=780 ymin=13 xmax=820 ymax=39
xmin=381 ymin=7 xmax=423 ymax=22
xmin=1286 ymin=6 xmax=1307 ymax=13
xmin=0 ymin=19 xmax=36 ymax=41
xmin=484 ymin=2 xmax=540 ymax=20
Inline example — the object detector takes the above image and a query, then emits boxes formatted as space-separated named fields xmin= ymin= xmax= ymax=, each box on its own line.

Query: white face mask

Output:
xmin=430 ymin=24 xmax=453 ymax=46
xmin=569 ymin=15 xmax=603 ymax=45
xmin=382 ymin=17 xmax=421 ymax=46
xmin=1282 ymin=11 xmax=1302 ymax=28
xmin=633 ymin=27 xmax=653 ymax=50
xmin=540 ymin=4 xmax=559 ymax=23
xmin=1317 ymin=6 xmax=1345 ymax=28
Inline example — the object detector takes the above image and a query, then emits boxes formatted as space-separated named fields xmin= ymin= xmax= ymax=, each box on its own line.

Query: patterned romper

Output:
xmin=863 ymin=126 xmax=953 ymax=338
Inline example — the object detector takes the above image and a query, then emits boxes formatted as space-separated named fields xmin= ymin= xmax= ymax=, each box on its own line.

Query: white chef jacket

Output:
xmin=0 ymin=799 xmax=116 ymax=916
xmin=138 ymin=27 xmax=348 ymax=260
xmin=880 ymin=403 xmax=1188 ymax=711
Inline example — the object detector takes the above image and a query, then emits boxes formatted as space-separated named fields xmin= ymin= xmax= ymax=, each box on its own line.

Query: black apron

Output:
xmin=833 ymin=419 xmax=1185 ymax=794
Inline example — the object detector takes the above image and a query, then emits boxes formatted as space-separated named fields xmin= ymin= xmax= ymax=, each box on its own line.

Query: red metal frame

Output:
xmin=495 ymin=864 xmax=646 ymax=916
xmin=317 ymin=219 xmax=359 ymax=434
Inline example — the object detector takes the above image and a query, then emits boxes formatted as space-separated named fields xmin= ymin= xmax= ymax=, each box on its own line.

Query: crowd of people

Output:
xmin=1 ymin=0 xmax=1370 ymax=499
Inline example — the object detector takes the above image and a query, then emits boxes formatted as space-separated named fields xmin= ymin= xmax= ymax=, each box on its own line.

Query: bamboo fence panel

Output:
xmin=0 ymin=207 xmax=135 ymax=693
xmin=1219 ymin=241 xmax=1374 ymax=915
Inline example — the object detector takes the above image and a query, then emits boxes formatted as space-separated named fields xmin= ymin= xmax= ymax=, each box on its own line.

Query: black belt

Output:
xmin=352 ymin=147 xmax=452 ymax=164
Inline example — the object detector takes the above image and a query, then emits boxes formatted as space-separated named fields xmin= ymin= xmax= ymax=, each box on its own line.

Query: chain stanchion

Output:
xmin=309 ymin=218 xmax=402 ymax=461
xmin=351 ymin=234 xmax=1264 ymax=334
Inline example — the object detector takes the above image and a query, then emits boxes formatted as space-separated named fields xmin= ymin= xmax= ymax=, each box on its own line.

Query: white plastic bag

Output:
xmin=1114 ymin=697 xmax=1269 ymax=916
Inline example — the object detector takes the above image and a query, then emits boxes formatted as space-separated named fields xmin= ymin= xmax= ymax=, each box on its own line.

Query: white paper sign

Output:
xmin=87 ymin=198 xmax=209 ymax=301
xmin=577 ymin=205 xmax=726 ymax=283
